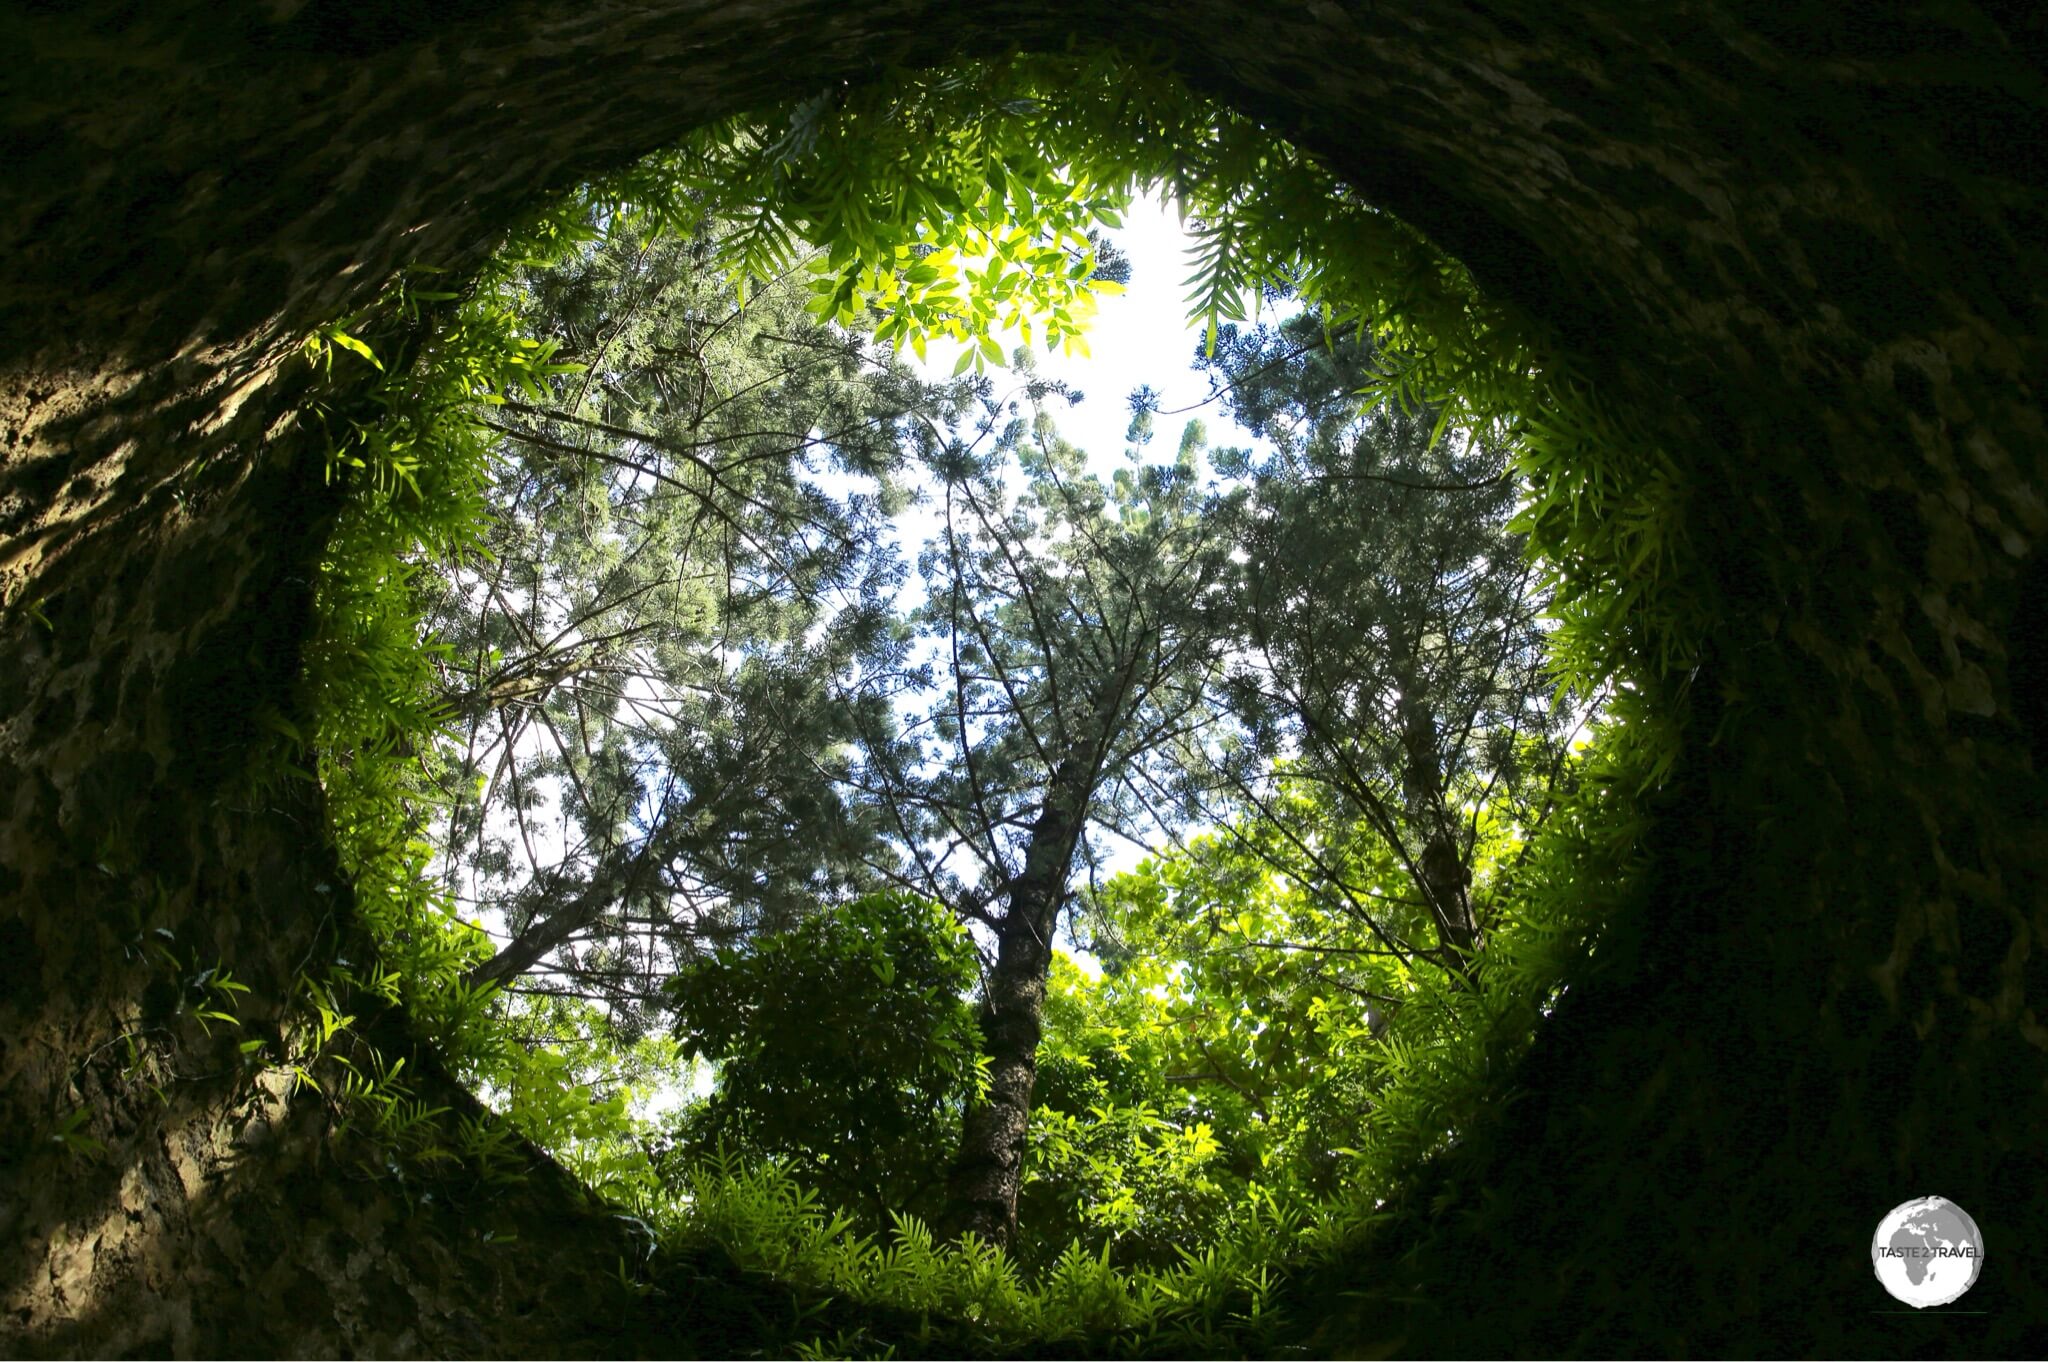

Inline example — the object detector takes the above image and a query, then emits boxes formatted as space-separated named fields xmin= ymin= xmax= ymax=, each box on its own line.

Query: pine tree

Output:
xmin=1194 ymin=312 xmax=1575 ymax=978
xmin=848 ymin=364 xmax=1234 ymax=1247
xmin=418 ymin=213 xmax=974 ymax=1027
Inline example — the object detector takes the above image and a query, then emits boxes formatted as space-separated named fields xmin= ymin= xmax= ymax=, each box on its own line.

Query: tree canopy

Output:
xmin=289 ymin=57 xmax=1647 ymax=1353
xmin=377 ymin=166 xmax=1598 ymax=1282
xmin=418 ymin=213 xmax=973 ymax=1027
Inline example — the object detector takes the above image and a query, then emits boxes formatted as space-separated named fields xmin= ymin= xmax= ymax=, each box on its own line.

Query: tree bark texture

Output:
xmin=3 ymin=1 xmax=2045 ymax=1354
xmin=944 ymin=755 xmax=1094 ymax=1249
xmin=1394 ymin=656 xmax=1480 ymax=960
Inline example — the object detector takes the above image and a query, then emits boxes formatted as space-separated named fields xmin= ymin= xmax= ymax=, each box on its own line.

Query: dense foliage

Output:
xmin=284 ymin=47 xmax=1683 ymax=1355
xmin=663 ymin=892 xmax=985 ymax=1231
xmin=416 ymin=214 xmax=971 ymax=1019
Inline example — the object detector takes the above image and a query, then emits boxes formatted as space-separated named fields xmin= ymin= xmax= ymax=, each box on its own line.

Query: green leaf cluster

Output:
xmin=662 ymin=892 xmax=985 ymax=1232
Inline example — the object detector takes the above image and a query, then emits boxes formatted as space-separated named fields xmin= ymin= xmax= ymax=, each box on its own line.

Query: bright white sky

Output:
xmin=878 ymin=190 xmax=1278 ymax=890
xmin=907 ymin=189 xmax=1270 ymax=483
xmin=871 ymin=191 xmax=1275 ymax=951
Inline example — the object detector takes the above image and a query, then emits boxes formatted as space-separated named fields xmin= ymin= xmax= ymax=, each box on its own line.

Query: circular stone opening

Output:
xmin=303 ymin=53 xmax=1655 ymax=1338
xmin=7 ymin=9 xmax=2042 ymax=1355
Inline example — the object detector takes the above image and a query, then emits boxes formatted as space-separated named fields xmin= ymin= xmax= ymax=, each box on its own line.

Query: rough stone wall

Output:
xmin=2 ymin=1 xmax=2043 ymax=1354
xmin=0 ymin=374 xmax=741 ymax=1355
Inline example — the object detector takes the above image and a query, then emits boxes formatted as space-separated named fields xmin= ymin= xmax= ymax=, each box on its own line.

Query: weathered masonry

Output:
xmin=3 ymin=3 xmax=2043 ymax=1354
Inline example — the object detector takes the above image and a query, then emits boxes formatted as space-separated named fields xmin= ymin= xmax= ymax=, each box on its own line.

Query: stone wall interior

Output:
xmin=1 ymin=2 xmax=2042 ymax=1354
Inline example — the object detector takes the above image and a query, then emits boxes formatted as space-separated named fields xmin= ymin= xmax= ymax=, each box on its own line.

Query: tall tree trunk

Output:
xmin=1394 ymin=655 xmax=1477 ymax=961
xmin=943 ymin=751 xmax=1094 ymax=1249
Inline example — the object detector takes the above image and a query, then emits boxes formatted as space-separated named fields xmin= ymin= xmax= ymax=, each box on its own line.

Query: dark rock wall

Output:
xmin=2 ymin=1 xmax=2042 ymax=1354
